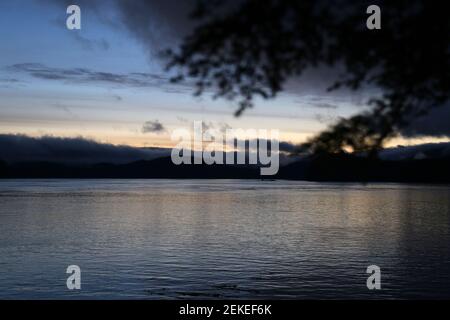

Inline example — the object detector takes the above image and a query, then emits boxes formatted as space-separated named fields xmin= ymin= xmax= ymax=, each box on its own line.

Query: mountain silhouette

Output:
xmin=1 ymin=154 xmax=450 ymax=183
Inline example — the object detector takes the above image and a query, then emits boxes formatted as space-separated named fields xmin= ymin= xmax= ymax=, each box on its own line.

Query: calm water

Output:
xmin=0 ymin=179 xmax=449 ymax=299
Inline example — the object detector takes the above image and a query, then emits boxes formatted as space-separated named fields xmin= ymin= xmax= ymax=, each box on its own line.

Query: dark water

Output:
xmin=0 ymin=179 xmax=449 ymax=299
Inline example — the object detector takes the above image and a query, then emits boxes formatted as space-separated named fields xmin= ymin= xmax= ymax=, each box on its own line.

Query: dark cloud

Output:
xmin=0 ymin=134 xmax=170 ymax=164
xmin=42 ymin=0 xmax=196 ymax=55
xmin=380 ymin=142 xmax=450 ymax=161
xmin=51 ymin=103 xmax=79 ymax=119
xmin=231 ymin=139 xmax=297 ymax=154
xmin=116 ymin=0 xmax=197 ymax=54
xmin=0 ymin=78 xmax=23 ymax=88
xmin=7 ymin=63 xmax=193 ymax=92
xmin=115 ymin=0 xmax=259 ymax=56
xmin=71 ymin=33 xmax=110 ymax=51
xmin=311 ymin=103 xmax=338 ymax=109
xmin=401 ymin=103 xmax=450 ymax=138
xmin=142 ymin=120 xmax=166 ymax=133
xmin=0 ymin=78 xmax=21 ymax=83
xmin=278 ymin=141 xmax=297 ymax=153
xmin=0 ymin=134 xmax=298 ymax=167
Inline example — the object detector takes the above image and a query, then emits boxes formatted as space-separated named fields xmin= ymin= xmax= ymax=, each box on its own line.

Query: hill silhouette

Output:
xmin=1 ymin=154 xmax=450 ymax=183
xmin=277 ymin=153 xmax=450 ymax=183
xmin=0 ymin=156 xmax=259 ymax=179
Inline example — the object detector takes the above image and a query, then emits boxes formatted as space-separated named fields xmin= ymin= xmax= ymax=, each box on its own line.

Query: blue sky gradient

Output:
xmin=0 ymin=0 xmax=447 ymax=147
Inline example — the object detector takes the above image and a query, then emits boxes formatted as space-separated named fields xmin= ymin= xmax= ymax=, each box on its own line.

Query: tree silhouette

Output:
xmin=166 ymin=0 xmax=450 ymax=155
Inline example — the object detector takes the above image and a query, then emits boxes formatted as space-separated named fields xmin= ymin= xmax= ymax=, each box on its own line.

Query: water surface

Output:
xmin=0 ymin=179 xmax=449 ymax=299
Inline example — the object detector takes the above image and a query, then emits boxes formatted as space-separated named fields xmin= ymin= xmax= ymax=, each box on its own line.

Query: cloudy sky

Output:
xmin=0 ymin=0 xmax=448 ymax=148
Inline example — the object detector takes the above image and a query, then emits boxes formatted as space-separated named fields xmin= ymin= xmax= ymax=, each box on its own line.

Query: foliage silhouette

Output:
xmin=166 ymin=0 xmax=450 ymax=155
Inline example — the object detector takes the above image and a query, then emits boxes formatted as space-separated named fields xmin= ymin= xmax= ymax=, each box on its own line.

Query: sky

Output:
xmin=0 ymin=0 xmax=449 ymax=149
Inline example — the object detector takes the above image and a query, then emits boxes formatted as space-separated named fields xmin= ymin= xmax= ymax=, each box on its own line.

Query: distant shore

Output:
xmin=1 ymin=154 xmax=450 ymax=184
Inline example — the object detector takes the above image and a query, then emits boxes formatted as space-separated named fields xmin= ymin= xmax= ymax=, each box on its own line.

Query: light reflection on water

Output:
xmin=0 ymin=179 xmax=449 ymax=299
